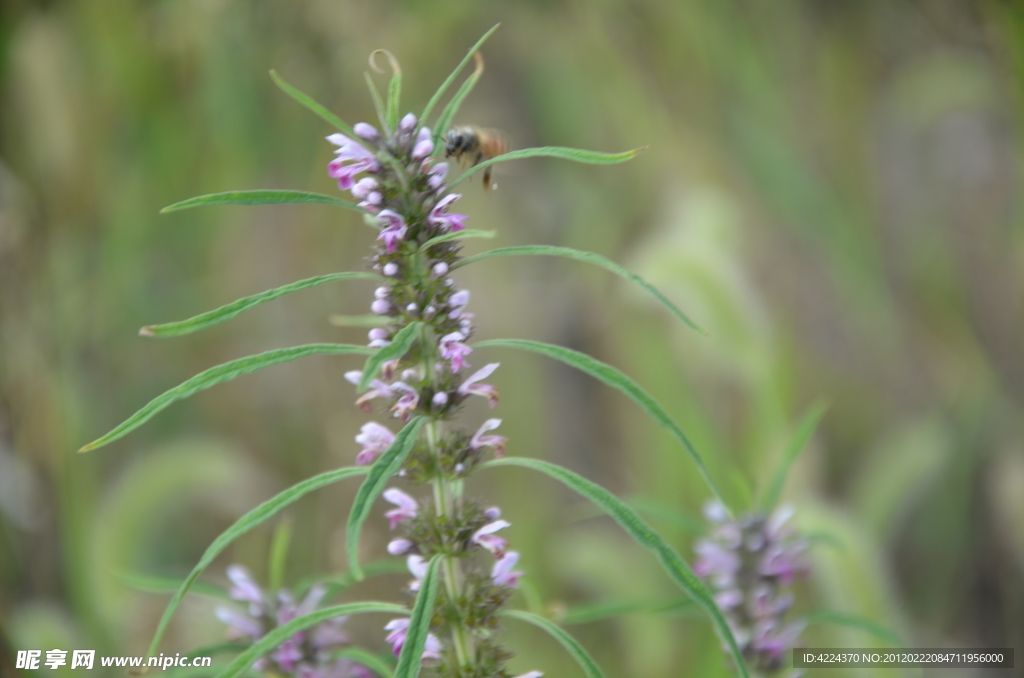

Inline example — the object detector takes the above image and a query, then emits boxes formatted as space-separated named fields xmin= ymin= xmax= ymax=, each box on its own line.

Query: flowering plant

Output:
xmin=77 ymin=26 xmax=857 ymax=678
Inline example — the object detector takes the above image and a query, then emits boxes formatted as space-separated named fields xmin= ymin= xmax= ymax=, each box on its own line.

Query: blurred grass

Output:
xmin=2 ymin=1 xmax=1023 ymax=676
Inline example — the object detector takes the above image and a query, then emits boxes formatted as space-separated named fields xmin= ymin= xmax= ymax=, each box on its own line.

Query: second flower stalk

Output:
xmin=332 ymin=113 xmax=537 ymax=678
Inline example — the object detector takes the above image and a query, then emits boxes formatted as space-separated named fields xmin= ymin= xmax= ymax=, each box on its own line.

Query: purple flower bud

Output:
xmin=432 ymin=391 xmax=449 ymax=408
xmin=484 ymin=506 xmax=502 ymax=520
xmin=366 ymin=191 xmax=383 ymax=205
xmin=352 ymin=177 xmax=379 ymax=199
xmin=388 ymin=538 xmax=414 ymax=555
xmin=354 ymin=122 xmax=380 ymax=141
xmin=383 ymin=262 xmax=399 ymax=276
xmin=400 ymin=113 xmax=417 ymax=131
xmin=406 ymin=302 xmax=418 ymax=314
xmin=371 ymin=299 xmax=391 ymax=315
xmin=423 ymin=305 xmax=437 ymax=319
xmin=412 ymin=139 xmax=434 ymax=160
xmin=432 ymin=262 xmax=449 ymax=277
xmin=374 ymin=286 xmax=389 ymax=299
xmin=368 ymin=328 xmax=388 ymax=342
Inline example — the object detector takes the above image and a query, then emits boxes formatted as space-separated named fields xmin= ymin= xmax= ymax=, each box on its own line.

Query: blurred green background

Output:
xmin=2 ymin=1 xmax=1022 ymax=676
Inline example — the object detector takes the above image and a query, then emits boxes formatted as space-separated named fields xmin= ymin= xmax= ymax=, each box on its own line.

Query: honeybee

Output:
xmin=444 ymin=126 xmax=508 ymax=191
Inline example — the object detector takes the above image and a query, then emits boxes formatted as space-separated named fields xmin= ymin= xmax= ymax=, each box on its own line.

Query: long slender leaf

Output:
xmin=561 ymin=598 xmax=695 ymax=625
xmin=456 ymin=245 xmax=704 ymax=333
xmin=393 ymin=555 xmax=442 ymax=678
xmin=803 ymin=610 xmax=903 ymax=646
xmin=451 ymin=146 xmax=647 ymax=187
xmin=267 ymin=519 xmax=292 ymax=593
xmin=334 ymin=647 xmax=395 ymax=678
xmin=762 ymin=400 xmax=828 ymax=511
xmin=346 ymin=417 xmax=426 ymax=579
xmin=370 ymin=49 xmax=402 ymax=134
xmin=473 ymin=339 xmax=727 ymax=507
xmin=433 ymin=52 xmax=485 ymax=150
xmin=420 ymin=229 xmax=496 ymax=251
xmin=269 ymin=69 xmax=358 ymax=138
xmin=358 ymin=322 xmax=422 ymax=391
xmin=216 ymin=602 xmax=409 ymax=678
xmin=364 ymin=72 xmax=388 ymax=134
xmin=482 ymin=457 xmax=749 ymax=678
xmin=141 ymin=273 xmax=379 ymax=337
xmin=161 ymin=190 xmax=363 ymax=214
xmin=329 ymin=314 xmax=391 ymax=328
xmin=80 ymin=344 xmax=374 ymax=452
xmin=421 ymin=24 xmax=500 ymax=122
xmin=500 ymin=610 xmax=606 ymax=678
xmin=116 ymin=572 xmax=228 ymax=600
xmin=145 ymin=466 xmax=370 ymax=657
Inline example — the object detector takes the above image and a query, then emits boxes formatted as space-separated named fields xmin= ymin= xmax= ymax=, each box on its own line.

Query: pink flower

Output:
xmin=428 ymin=194 xmax=468 ymax=233
xmin=344 ymin=371 xmax=395 ymax=413
xmin=382 ymin=488 xmax=418 ymax=529
xmin=471 ymin=419 xmax=507 ymax=458
xmin=353 ymin=123 xmax=380 ymax=141
xmin=439 ymin=332 xmax=472 ymax=372
xmin=387 ymin=538 xmax=414 ymax=555
xmin=472 ymin=520 xmax=510 ymax=557
xmin=458 ymin=363 xmax=500 ymax=407
xmin=384 ymin=618 xmax=442 ymax=659
xmin=226 ymin=564 xmax=264 ymax=610
xmin=491 ymin=552 xmax=524 ymax=588
xmin=389 ymin=381 xmax=420 ymax=420
xmin=215 ymin=606 xmax=263 ymax=640
xmin=376 ymin=210 xmax=407 ymax=253
xmin=407 ymin=554 xmax=428 ymax=591
xmin=326 ymin=133 xmax=378 ymax=191
xmin=354 ymin=422 xmax=395 ymax=466
xmin=447 ymin=290 xmax=470 ymax=318
xmin=512 ymin=672 xmax=543 ymax=678
xmin=400 ymin=113 xmax=417 ymax=132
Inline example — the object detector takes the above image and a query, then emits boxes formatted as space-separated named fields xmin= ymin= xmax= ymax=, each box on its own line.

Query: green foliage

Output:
xmin=432 ymin=52 xmax=485 ymax=149
xmin=215 ymin=602 xmax=409 ymax=678
xmin=456 ymin=245 xmax=704 ymax=333
xmin=346 ymin=417 xmax=426 ymax=579
xmin=474 ymin=339 xmax=728 ymax=508
xmin=145 ymin=465 xmax=370 ymax=657
xmin=269 ymin=69 xmax=358 ymax=138
xmin=803 ymin=610 xmax=903 ymax=646
xmin=394 ymin=555 xmax=443 ymax=678
xmin=365 ymin=71 xmax=389 ymax=133
xmin=421 ymin=23 xmax=500 ymax=122
xmin=79 ymin=344 xmax=374 ymax=452
xmin=370 ymin=49 xmax=402 ymax=134
xmin=561 ymin=599 xmax=695 ymax=625
xmin=358 ymin=322 xmax=423 ymax=392
xmin=116 ymin=572 xmax=228 ymax=600
xmin=334 ymin=648 xmax=396 ymax=678
xmin=762 ymin=401 xmax=828 ymax=511
xmin=500 ymin=610 xmax=607 ymax=678
xmin=160 ymin=190 xmax=363 ymax=213
xmin=420 ymin=229 xmax=496 ymax=250
xmin=140 ymin=272 xmax=379 ymax=337
xmin=267 ymin=519 xmax=292 ymax=593
xmin=482 ymin=457 xmax=749 ymax=678
xmin=450 ymin=146 xmax=647 ymax=187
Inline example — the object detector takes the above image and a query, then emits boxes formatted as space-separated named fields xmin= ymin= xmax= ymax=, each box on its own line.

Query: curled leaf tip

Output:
xmin=138 ymin=326 xmax=155 ymax=337
xmin=369 ymin=49 xmax=401 ymax=75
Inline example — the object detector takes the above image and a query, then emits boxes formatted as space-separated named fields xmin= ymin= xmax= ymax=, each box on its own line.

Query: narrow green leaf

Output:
xmin=482 ymin=457 xmax=749 ymax=678
xmin=364 ymin=72 xmax=389 ymax=134
xmin=451 ymin=146 xmax=647 ymax=187
xmin=346 ymin=417 xmax=426 ymax=579
xmin=370 ymin=49 xmax=402 ymax=134
xmin=141 ymin=273 xmax=379 ymax=338
xmin=216 ymin=602 xmax=409 ymax=678
xmin=561 ymin=598 xmax=695 ymax=625
xmin=420 ymin=229 xmax=496 ymax=251
xmin=358 ymin=322 xmax=422 ymax=392
xmin=334 ymin=647 xmax=395 ymax=678
xmin=329 ymin=314 xmax=390 ymax=328
xmin=116 ymin=572 xmax=228 ymax=600
xmin=762 ymin=400 xmax=828 ymax=511
xmin=394 ymin=555 xmax=442 ymax=678
xmin=145 ymin=466 xmax=370 ymax=657
xmin=161 ymin=190 xmax=364 ymax=214
xmin=432 ymin=51 xmax=485 ymax=151
xmin=500 ymin=610 xmax=606 ymax=678
xmin=456 ymin=245 xmax=704 ymax=334
xmin=803 ymin=610 xmax=903 ymax=646
xmin=474 ymin=339 xmax=727 ymax=508
xmin=267 ymin=519 xmax=292 ymax=593
xmin=80 ymin=344 xmax=374 ymax=452
xmin=269 ymin=69 xmax=358 ymax=138
xmin=421 ymin=24 xmax=500 ymax=122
